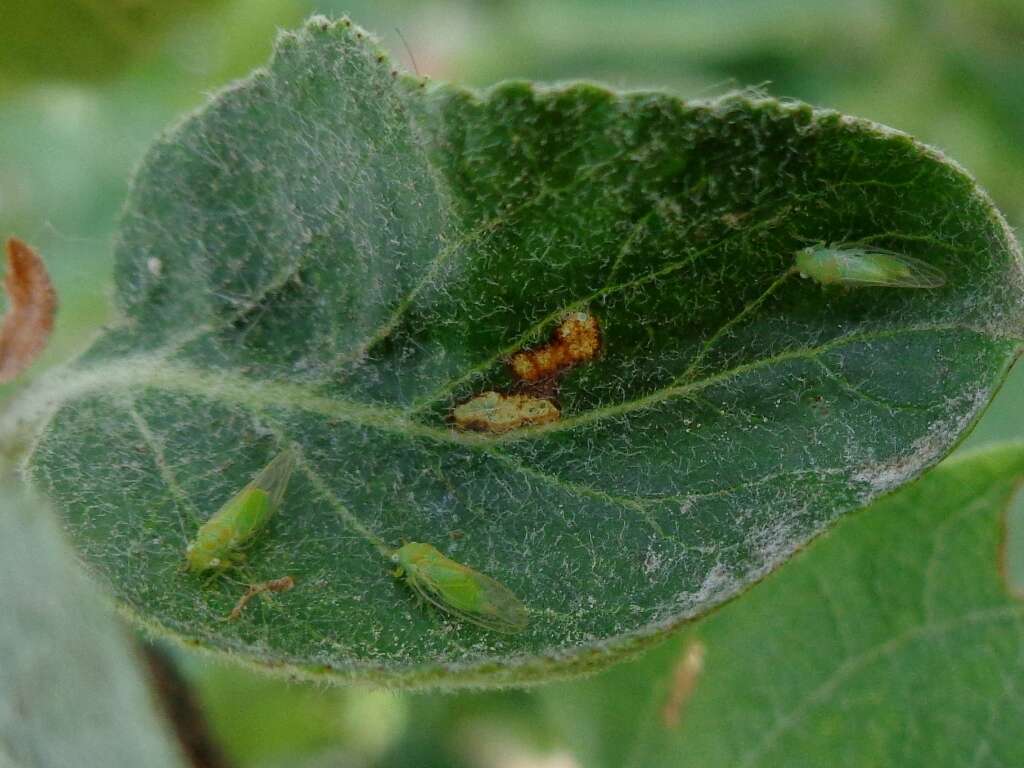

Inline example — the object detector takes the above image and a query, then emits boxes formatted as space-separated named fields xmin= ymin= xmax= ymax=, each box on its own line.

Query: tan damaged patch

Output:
xmin=660 ymin=640 xmax=706 ymax=729
xmin=0 ymin=237 xmax=57 ymax=383
xmin=453 ymin=391 xmax=560 ymax=434
xmin=228 ymin=575 xmax=295 ymax=621
xmin=509 ymin=311 xmax=600 ymax=382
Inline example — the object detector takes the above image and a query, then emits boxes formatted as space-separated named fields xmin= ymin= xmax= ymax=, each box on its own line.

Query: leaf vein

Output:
xmin=125 ymin=399 xmax=200 ymax=545
xmin=738 ymin=605 xmax=1024 ymax=768
xmin=491 ymin=323 xmax=983 ymax=443
xmin=406 ymin=200 xmax=797 ymax=415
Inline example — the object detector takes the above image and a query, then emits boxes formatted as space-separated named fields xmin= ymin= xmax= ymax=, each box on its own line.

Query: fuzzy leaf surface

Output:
xmin=23 ymin=18 xmax=1024 ymax=685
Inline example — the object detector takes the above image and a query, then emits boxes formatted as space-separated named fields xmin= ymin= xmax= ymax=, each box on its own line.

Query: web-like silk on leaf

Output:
xmin=24 ymin=17 xmax=1024 ymax=686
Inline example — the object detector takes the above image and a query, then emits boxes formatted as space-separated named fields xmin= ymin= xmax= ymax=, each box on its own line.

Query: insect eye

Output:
xmin=390 ymin=553 xmax=399 ymax=563
xmin=210 ymin=557 xmax=221 ymax=567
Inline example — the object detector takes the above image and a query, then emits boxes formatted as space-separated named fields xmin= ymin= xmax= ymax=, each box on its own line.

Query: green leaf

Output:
xmin=17 ymin=17 xmax=1024 ymax=687
xmin=186 ymin=655 xmax=406 ymax=766
xmin=0 ymin=488 xmax=186 ymax=768
xmin=541 ymin=442 xmax=1024 ymax=767
xmin=0 ymin=0 xmax=224 ymax=87
xmin=188 ymin=652 xmax=556 ymax=768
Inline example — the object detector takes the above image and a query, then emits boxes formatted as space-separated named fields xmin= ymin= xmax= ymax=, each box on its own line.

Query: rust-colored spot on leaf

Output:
xmin=228 ymin=575 xmax=295 ymax=621
xmin=509 ymin=311 xmax=601 ymax=382
xmin=0 ymin=237 xmax=57 ymax=383
xmin=452 ymin=391 xmax=560 ymax=434
xmin=660 ymin=640 xmax=706 ymax=729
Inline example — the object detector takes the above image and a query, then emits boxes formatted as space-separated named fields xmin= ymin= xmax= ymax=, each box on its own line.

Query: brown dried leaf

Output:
xmin=0 ymin=237 xmax=57 ymax=383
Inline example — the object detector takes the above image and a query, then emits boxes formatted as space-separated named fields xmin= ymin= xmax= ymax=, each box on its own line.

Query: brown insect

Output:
xmin=227 ymin=575 xmax=295 ymax=621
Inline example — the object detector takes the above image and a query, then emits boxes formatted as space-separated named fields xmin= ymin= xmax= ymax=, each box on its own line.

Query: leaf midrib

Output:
xmin=22 ymin=320 xmax=1004 ymax=578
xmin=51 ymin=321 xmax=993 ymax=450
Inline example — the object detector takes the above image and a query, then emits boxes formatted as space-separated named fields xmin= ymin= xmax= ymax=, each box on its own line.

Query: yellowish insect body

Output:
xmin=185 ymin=448 xmax=296 ymax=573
xmin=392 ymin=542 xmax=529 ymax=633
xmin=794 ymin=244 xmax=946 ymax=288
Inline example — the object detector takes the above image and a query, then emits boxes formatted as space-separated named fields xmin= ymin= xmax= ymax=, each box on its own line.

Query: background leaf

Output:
xmin=0 ymin=487 xmax=186 ymax=768
xmin=0 ymin=0 xmax=225 ymax=88
xmin=185 ymin=654 xmax=405 ymax=767
xmin=541 ymin=442 xmax=1024 ymax=767
xmin=20 ymin=17 xmax=1024 ymax=686
xmin=187 ymin=653 xmax=557 ymax=768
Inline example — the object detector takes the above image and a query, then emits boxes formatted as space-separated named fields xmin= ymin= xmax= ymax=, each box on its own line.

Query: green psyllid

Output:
xmin=794 ymin=244 xmax=946 ymax=288
xmin=185 ymin=449 xmax=296 ymax=573
xmin=391 ymin=542 xmax=529 ymax=634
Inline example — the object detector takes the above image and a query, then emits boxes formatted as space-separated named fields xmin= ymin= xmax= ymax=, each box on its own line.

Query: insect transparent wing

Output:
xmin=471 ymin=570 xmax=530 ymax=632
xmin=408 ymin=569 xmax=528 ymax=634
xmin=834 ymin=248 xmax=947 ymax=288
xmin=245 ymin=448 xmax=297 ymax=508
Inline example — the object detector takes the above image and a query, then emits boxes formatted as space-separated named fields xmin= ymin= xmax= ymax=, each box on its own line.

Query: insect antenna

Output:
xmin=395 ymin=28 xmax=420 ymax=77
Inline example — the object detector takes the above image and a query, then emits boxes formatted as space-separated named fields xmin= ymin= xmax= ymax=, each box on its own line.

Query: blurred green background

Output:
xmin=2 ymin=1 xmax=1023 ymax=766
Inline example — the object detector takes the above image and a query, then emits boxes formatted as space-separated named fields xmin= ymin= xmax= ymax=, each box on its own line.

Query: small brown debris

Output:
xmin=509 ymin=311 xmax=601 ymax=382
xmin=228 ymin=576 xmax=295 ymax=621
xmin=452 ymin=391 xmax=560 ymax=434
xmin=0 ymin=238 xmax=57 ymax=383
xmin=660 ymin=640 xmax=706 ymax=729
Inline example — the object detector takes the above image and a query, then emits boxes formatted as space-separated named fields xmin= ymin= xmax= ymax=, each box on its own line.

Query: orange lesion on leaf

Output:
xmin=452 ymin=391 xmax=560 ymax=434
xmin=0 ymin=237 xmax=57 ymax=383
xmin=660 ymin=640 xmax=706 ymax=729
xmin=508 ymin=311 xmax=601 ymax=382
xmin=451 ymin=310 xmax=600 ymax=434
